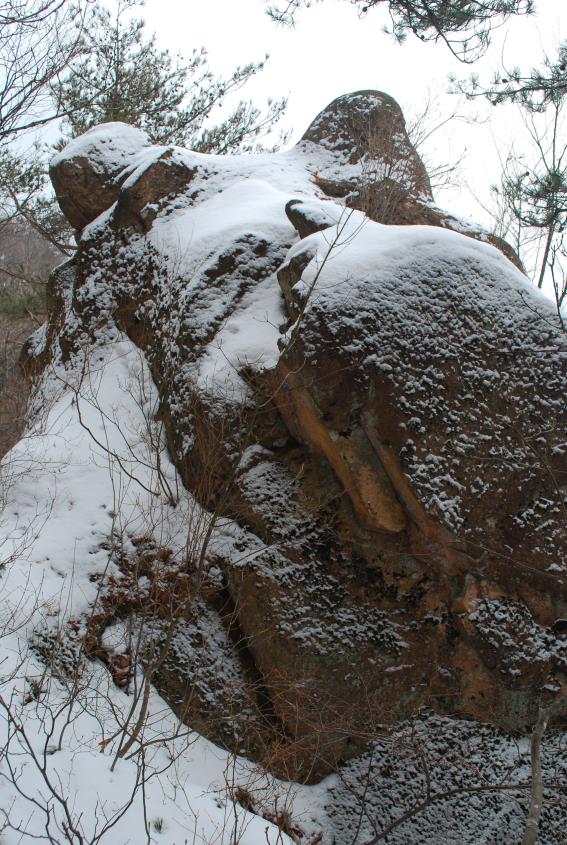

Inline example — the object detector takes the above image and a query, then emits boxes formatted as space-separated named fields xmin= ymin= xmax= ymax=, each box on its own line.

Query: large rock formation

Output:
xmin=25 ymin=91 xmax=567 ymax=782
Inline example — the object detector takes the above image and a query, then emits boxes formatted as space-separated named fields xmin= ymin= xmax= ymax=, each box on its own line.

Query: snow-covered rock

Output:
xmin=50 ymin=122 xmax=154 ymax=228
xmin=4 ymin=91 xmax=567 ymax=842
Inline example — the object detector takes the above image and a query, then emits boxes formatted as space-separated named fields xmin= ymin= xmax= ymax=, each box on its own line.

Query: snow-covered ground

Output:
xmin=0 ymin=339 xmax=305 ymax=844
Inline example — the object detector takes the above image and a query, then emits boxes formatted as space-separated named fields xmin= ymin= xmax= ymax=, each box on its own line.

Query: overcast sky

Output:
xmin=142 ymin=0 xmax=566 ymax=242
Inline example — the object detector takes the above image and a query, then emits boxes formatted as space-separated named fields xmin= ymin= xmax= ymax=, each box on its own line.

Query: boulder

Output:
xmin=112 ymin=149 xmax=199 ymax=233
xmin=301 ymin=89 xmax=432 ymax=198
xmin=50 ymin=122 xmax=152 ymax=229
xmin=300 ymin=91 xmax=523 ymax=269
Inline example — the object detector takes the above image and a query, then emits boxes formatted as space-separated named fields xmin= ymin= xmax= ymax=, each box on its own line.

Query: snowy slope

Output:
xmin=0 ymin=340 xmax=298 ymax=844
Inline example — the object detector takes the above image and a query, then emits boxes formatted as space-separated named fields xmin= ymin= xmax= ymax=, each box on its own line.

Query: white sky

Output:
xmin=143 ymin=0 xmax=566 ymax=237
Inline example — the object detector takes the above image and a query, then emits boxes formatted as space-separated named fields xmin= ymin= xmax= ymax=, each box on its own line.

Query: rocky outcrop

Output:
xmin=49 ymin=123 xmax=153 ymax=229
xmin=26 ymin=91 xmax=567 ymax=782
xmin=300 ymin=90 xmax=431 ymax=209
xmin=299 ymin=91 xmax=523 ymax=269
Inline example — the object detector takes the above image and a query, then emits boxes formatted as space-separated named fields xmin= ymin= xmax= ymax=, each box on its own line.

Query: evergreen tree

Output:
xmin=489 ymin=95 xmax=566 ymax=318
xmin=454 ymin=41 xmax=566 ymax=308
xmin=266 ymin=0 xmax=533 ymax=62
xmin=53 ymin=0 xmax=287 ymax=152
xmin=464 ymin=41 xmax=567 ymax=109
